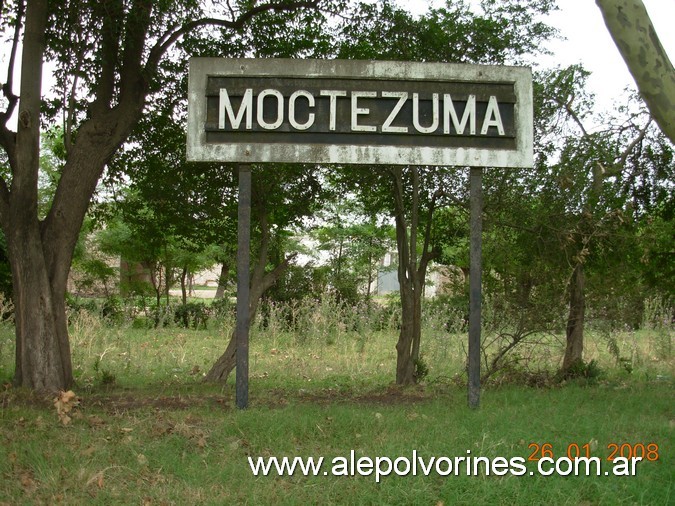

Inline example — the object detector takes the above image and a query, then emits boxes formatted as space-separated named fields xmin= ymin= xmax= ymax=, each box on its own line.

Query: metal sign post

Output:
xmin=187 ymin=58 xmax=533 ymax=409
xmin=468 ymin=167 xmax=483 ymax=409
xmin=235 ymin=164 xmax=251 ymax=409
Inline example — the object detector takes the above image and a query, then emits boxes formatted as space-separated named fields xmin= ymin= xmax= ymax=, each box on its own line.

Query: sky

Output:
xmin=397 ymin=0 xmax=675 ymax=116
xmin=2 ymin=0 xmax=673 ymax=126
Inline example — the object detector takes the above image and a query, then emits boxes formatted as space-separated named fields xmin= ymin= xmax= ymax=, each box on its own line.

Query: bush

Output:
xmin=174 ymin=302 xmax=209 ymax=329
xmin=559 ymin=359 xmax=604 ymax=385
xmin=210 ymin=297 xmax=234 ymax=320
xmin=66 ymin=294 xmax=99 ymax=323
xmin=101 ymin=296 xmax=124 ymax=324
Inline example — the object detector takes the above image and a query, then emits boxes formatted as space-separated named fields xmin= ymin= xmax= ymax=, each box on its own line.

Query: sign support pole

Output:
xmin=236 ymin=164 xmax=251 ymax=409
xmin=468 ymin=167 xmax=483 ymax=409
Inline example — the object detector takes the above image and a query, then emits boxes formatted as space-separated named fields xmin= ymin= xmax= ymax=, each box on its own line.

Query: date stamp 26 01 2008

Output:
xmin=527 ymin=442 xmax=660 ymax=462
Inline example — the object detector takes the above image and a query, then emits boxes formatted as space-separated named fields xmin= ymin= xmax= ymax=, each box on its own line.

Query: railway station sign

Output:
xmin=187 ymin=58 xmax=533 ymax=168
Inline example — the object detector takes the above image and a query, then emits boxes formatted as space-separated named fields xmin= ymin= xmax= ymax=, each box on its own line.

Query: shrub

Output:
xmin=559 ymin=359 xmax=604 ymax=385
xmin=174 ymin=302 xmax=210 ymax=329
xmin=101 ymin=295 xmax=124 ymax=325
xmin=211 ymin=297 xmax=234 ymax=320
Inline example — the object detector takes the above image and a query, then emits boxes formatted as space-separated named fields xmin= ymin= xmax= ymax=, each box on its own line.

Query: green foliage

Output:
xmin=642 ymin=297 xmax=673 ymax=361
xmin=101 ymin=296 xmax=125 ymax=325
xmin=210 ymin=297 xmax=234 ymax=321
xmin=339 ymin=0 xmax=556 ymax=64
xmin=311 ymin=203 xmax=394 ymax=305
xmin=65 ymin=294 xmax=99 ymax=322
xmin=413 ymin=355 xmax=429 ymax=382
xmin=174 ymin=302 xmax=209 ymax=329
xmin=265 ymin=264 xmax=329 ymax=305
xmin=560 ymin=359 xmax=604 ymax=385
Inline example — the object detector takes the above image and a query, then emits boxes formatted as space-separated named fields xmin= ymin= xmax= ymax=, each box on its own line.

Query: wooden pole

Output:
xmin=236 ymin=164 xmax=251 ymax=409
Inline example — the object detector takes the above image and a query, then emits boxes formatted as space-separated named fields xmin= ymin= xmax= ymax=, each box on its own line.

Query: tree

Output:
xmin=0 ymin=0 xmax=328 ymax=392
xmin=313 ymin=200 xmax=393 ymax=303
xmin=484 ymin=64 xmax=674 ymax=375
xmin=335 ymin=0 xmax=557 ymax=384
xmin=596 ymin=0 xmax=675 ymax=143
xmin=203 ymin=164 xmax=328 ymax=382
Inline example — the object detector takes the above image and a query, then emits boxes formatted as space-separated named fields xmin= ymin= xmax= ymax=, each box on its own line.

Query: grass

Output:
xmin=0 ymin=299 xmax=672 ymax=505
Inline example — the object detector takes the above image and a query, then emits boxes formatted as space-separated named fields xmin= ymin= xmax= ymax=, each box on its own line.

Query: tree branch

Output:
xmin=614 ymin=118 xmax=652 ymax=173
xmin=0 ymin=0 xmax=25 ymax=129
xmin=119 ymin=0 xmax=152 ymax=105
xmin=552 ymin=93 xmax=589 ymax=137
xmin=418 ymin=189 xmax=441 ymax=279
xmin=90 ymin=0 xmax=124 ymax=115
xmin=144 ymin=0 xmax=321 ymax=75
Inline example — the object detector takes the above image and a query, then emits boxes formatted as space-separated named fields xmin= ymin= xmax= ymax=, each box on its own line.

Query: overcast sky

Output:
xmin=398 ymin=0 xmax=675 ymax=115
xmin=2 ymin=0 xmax=673 ymax=124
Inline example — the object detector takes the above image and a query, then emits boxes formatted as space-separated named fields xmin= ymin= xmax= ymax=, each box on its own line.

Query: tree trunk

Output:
xmin=562 ymin=262 xmax=585 ymax=372
xmin=9 ymin=224 xmax=73 ymax=391
xmin=389 ymin=166 xmax=436 ymax=385
xmin=4 ymin=0 xmax=73 ymax=392
xmin=204 ymin=200 xmax=296 ymax=383
xmin=395 ymin=279 xmax=423 ymax=385
xmin=180 ymin=266 xmax=188 ymax=305
xmin=1 ymin=0 xmax=308 ymax=394
xmin=214 ymin=263 xmax=229 ymax=299
xmin=596 ymin=0 xmax=675 ymax=143
xmin=203 ymin=257 xmax=292 ymax=382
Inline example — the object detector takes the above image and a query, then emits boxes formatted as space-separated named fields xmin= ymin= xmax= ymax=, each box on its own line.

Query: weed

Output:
xmin=559 ymin=358 xmax=604 ymax=385
xmin=413 ymin=355 xmax=429 ymax=381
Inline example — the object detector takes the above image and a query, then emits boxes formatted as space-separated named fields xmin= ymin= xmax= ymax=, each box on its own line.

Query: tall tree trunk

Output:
xmin=5 ymin=0 xmax=72 ymax=391
xmin=562 ymin=262 xmax=585 ymax=372
xmin=9 ymin=224 xmax=73 ymax=391
xmin=390 ymin=166 xmax=437 ymax=385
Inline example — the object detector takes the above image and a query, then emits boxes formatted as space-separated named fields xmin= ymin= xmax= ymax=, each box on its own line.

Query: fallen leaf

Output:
xmin=53 ymin=390 xmax=79 ymax=426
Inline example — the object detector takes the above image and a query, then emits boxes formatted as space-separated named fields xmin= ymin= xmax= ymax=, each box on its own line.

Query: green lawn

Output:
xmin=0 ymin=310 xmax=672 ymax=504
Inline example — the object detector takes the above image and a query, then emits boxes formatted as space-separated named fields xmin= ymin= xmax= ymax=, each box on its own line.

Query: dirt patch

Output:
xmin=2 ymin=383 xmax=440 ymax=414
xmin=85 ymin=393 xmax=232 ymax=413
